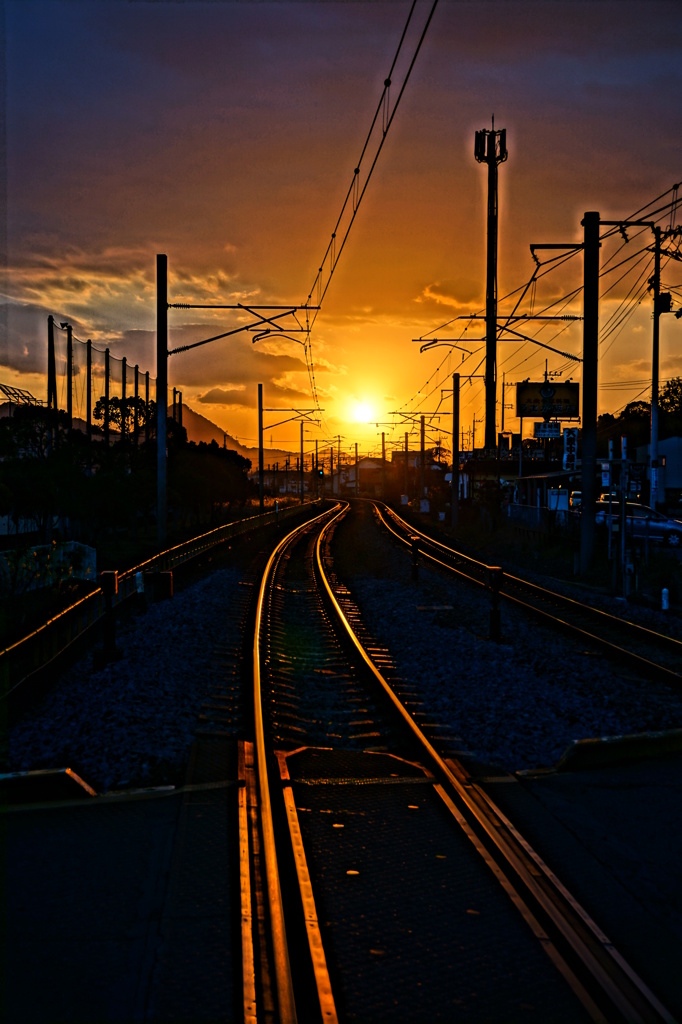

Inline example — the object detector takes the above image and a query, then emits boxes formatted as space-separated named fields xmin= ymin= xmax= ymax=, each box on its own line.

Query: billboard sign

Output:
xmin=563 ymin=428 xmax=578 ymax=470
xmin=516 ymin=381 xmax=580 ymax=420
xmin=534 ymin=421 xmax=561 ymax=438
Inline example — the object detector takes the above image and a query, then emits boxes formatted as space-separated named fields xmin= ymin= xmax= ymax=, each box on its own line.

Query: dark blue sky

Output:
xmin=3 ymin=0 xmax=681 ymax=447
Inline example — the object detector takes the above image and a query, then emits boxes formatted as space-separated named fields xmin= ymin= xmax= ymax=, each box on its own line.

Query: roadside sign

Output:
xmin=563 ymin=428 xmax=578 ymax=470
xmin=534 ymin=421 xmax=561 ymax=439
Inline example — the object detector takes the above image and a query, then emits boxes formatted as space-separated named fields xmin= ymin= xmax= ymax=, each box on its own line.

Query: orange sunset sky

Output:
xmin=2 ymin=0 xmax=681 ymax=459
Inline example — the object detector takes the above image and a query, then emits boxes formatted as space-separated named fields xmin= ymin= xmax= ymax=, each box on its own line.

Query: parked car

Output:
xmin=594 ymin=502 xmax=682 ymax=547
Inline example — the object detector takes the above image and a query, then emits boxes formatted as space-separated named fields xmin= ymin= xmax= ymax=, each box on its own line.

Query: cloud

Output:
xmin=199 ymin=381 xmax=311 ymax=407
xmin=416 ymin=281 xmax=483 ymax=311
xmin=5 ymin=0 xmax=681 ymax=445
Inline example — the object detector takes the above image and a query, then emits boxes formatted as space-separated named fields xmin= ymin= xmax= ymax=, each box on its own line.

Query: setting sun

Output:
xmin=349 ymin=399 xmax=378 ymax=424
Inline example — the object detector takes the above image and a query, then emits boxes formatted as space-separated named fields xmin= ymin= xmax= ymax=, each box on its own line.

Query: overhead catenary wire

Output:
xmin=405 ymin=187 xmax=681 ymax=433
xmin=299 ymin=0 xmax=441 ymax=428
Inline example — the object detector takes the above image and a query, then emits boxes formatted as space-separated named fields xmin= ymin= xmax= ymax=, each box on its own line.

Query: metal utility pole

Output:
xmin=300 ymin=420 xmax=304 ymax=504
xmin=157 ymin=254 xmax=168 ymax=547
xmin=651 ymin=226 xmax=661 ymax=508
xmin=648 ymin=223 xmax=679 ymax=506
xmin=452 ymin=373 xmax=459 ymax=527
xmin=86 ymin=340 xmax=92 ymax=441
xmin=475 ymin=120 xmax=508 ymax=452
xmin=66 ymin=324 xmax=73 ymax=429
xmin=528 ymin=222 xmax=596 ymax=569
xmin=47 ymin=315 xmax=58 ymax=411
xmin=157 ymin=253 xmax=318 ymax=544
xmin=580 ymin=212 xmax=600 ymax=574
xmin=355 ymin=443 xmax=359 ymax=496
xmin=121 ymin=357 xmax=127 ymax=443
xmin=257 ymin=387 xmax=320 ymax=510
xmin=420 ymin=415 xmax=425 ymax=499
xmin=404 ymin=432 xmax=409 ymax=496
xmin=258 ymin=383 xmax=264 ymax=512
xmin=381 ymin=432 xmax=386 ymax=496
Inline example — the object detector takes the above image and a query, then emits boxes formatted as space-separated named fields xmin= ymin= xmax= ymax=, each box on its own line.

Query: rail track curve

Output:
xmin=373 ymin=501 xmax=682 ymax=686
xmin=245 ymin=500 xmax=676 ymax=1024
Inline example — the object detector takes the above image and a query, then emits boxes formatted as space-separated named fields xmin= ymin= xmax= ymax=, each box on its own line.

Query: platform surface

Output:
xmin=3 ymin=748 xmax=682 ymax=1022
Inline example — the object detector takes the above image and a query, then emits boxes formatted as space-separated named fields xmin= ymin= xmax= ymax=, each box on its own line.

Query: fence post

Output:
xmin=86 ymin=340 xmax=92 ymax=441
xmin=134 ymin=364 xmax=139 ymax=443
xmin=121 ymin=356 xmax=127 ymax=443
xmin=66 ymin=324 xmax=73 ymax=429
xmin=488 ymin=566 xmax=503 ymax=641
xmin=145 ymin=371 xmax=150 ymax=445
xmin=104 ymin=348 xmax=110 ymax=446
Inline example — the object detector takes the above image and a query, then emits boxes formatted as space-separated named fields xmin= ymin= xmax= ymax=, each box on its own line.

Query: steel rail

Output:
xmin=314 ymin=508 xmax=676 ymax=1024
xmin=252 ymin=504 xmax=339 ymax=1024
xmin=385 ymin=501 xmax=682 ymax=655
xmin=374 ymin=502 xmax=682 ymax=685
xmin=0 ymin=502 xmax=320 ymax=703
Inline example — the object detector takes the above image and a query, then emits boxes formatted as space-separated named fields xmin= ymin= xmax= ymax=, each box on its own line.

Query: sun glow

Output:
xmin=349 ymin=398 xmax=377 ymax=423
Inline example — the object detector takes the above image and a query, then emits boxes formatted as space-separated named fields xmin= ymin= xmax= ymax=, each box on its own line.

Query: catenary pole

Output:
xmin=650 ymin=226 xmax=661 ymax=508
xmin=452 ymin=373 xmax=459 ymax=527
xmin=475 ymin=122 xmax=507 ymax=452
xmin=157 ymin=254 xmax=168 ymax=546
xmin=47 ymin=315 xmax=57 ymax=411
xmin=580 ymin=213 xmax=600 ymax=574
xmin=258 ymin=383 xmax=264 ymax=512
xmin=300 ymin=420 xmax=304 ymax=504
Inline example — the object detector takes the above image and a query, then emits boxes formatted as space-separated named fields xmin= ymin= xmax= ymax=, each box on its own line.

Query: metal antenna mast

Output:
xmin=475 ymin=118 xmax=507 ymax=452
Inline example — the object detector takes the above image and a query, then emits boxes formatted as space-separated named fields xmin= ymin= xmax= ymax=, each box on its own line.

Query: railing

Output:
xmin=0 ymin=501 xmax=319 ymax=701
xmin=506 ymin=502 xmax=580 ymax=533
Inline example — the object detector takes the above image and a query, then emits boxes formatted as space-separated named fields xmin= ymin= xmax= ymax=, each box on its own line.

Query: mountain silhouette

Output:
xmin=175 ymin=402 xmax=293 ymax=467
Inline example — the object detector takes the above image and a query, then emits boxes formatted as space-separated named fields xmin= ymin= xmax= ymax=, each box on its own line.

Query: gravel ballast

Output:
xmin=331 ymin=504 xmax=682 ymax=772
xmin=7 ymin=503 xmax=682 ymax=791
xmin=7 ymin=568 xmax=246 ymax=792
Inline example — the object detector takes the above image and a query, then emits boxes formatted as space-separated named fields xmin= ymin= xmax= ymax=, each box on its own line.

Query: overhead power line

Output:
xmin=299 ymin=0 xmax=441 ymax=425
xmin=407 ymin=184 xmax=681 ymax=426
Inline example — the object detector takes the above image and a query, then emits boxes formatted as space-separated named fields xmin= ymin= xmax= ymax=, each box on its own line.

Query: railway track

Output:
xmin=242 ymin=501 xmax=676 ymax=1023
xmin=374 ymin=501 xmax=682 ymax=686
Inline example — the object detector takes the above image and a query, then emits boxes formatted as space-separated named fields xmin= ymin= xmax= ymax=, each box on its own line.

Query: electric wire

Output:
xmin=406 ymin=186 xmax=681 ymax=434
xmin=300 ymin=0 xmax=441 ymax=428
